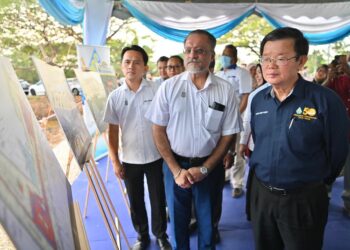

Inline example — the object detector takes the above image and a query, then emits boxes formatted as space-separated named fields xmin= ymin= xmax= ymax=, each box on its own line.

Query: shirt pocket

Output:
xmin=287 ymin=117 xmax=323 ymax=153
xmin=204 ymin=107 xmax=224 ymax=132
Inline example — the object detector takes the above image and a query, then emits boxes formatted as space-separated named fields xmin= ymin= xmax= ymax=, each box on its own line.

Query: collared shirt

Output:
xmin=250 ymin=77 xmax=349 ymax=188
xmin=216 ymin=65 xmax=253 ymax=101
xmin=103 ymin=78 xmax=160 ymax=164
xmin=240 ymin=83 xmax=271 ymax=151
xmin=145 ymin=71 xmax=242 ymax=158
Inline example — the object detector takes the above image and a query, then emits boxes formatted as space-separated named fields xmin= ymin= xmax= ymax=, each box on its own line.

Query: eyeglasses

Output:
xmin=260 ymin=55 xmax=298 ymax=66
xmin=183 ymin=47 xmax=210 ymax=55
xmin=167 ymin=65 xmax=182 ymax=70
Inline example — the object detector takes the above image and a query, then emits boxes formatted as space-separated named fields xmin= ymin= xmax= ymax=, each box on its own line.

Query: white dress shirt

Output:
xmin=239 ymin=83 xmax=271 ymax=151
xmin=103 ymin=78 xmax=160 ymax=164
xmin=216 ymin=66 xmax=253 ymax=102
xmin=145 ymin=71 xmax=242 ymax=158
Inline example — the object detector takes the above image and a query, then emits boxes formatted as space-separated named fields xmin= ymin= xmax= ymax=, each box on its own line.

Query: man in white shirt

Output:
xmin=146 ymin=30 xmax=241 ymax=250
xmin=154 ymin=56 xmax=169 ymax=85
xmin=216 ymin=44 xmax=253 ymax=198
xmin=104 ymin=45 xmax=171 ymax=250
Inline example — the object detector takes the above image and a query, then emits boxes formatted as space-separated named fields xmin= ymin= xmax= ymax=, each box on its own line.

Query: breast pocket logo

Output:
xmin=294 ymin=107 xmax=317 ymax=120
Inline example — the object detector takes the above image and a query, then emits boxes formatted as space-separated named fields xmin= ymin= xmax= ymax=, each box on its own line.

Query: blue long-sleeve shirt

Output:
xmin=250 ymin=77 xmax=349 ymax=188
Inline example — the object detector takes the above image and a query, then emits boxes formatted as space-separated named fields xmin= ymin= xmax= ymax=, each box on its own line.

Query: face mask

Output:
xmin=220 ymin=55 xmax=231 ymax=69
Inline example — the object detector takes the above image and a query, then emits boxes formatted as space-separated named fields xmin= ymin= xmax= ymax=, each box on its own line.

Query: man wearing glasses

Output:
xmin=249 ymin=27 xmax=349 ymax=250
xmin=146 ymin=30 xmax=241 ymax=249
xmin=166 ymin=55 xmax=185 ymax=78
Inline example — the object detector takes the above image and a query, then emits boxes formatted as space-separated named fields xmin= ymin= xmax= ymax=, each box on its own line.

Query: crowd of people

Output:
xmin=103 ymin=27 xmax=349 ymax=250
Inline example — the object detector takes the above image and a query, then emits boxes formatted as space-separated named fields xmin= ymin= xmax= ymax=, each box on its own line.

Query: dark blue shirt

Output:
xmin=250 ymin=77 xmax=349 ymax=188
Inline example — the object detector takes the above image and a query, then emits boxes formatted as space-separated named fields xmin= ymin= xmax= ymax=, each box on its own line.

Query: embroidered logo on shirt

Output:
xmin=293 ymin=107 xmax=317 ymax=120
xmin=181 ymin=91 xmax=186 ymax=97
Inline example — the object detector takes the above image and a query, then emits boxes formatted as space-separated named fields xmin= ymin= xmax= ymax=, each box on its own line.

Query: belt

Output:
xmin=256 ymin=177 xmax=323 ymax=196
xmin=173 ymin=152 xmax=209 ymax=166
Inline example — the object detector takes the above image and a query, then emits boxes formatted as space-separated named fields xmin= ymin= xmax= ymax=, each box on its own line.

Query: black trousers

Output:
xmin=250 ymin=174 xmax=329 ymax=250
xmin=123 ymin=159 xmax=167 ymax=240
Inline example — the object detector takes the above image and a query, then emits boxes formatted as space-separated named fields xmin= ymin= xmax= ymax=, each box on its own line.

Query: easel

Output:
xmin=82 ymin=151 xmax=130 ymax=249
xmin=83 ymin=130 xmax=130 ymax=220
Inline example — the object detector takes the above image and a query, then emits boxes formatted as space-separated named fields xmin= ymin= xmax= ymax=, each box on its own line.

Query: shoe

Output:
xmin=232 ymin=188 xmax=243 ymax=198
xmin=156 ymin=236 xmax=172 ymax=250
xmin=214 ymin=228 xmax=221 ymax=244
xmin=131 ymin=237 xmax=150 ymax=250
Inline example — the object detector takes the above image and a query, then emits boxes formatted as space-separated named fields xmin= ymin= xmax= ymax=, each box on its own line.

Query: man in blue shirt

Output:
xmin=249 ymin=27 xmax=349 ymax=250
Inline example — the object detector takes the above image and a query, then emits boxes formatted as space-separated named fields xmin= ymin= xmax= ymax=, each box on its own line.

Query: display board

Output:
xmin=0 ymin=56 xmax=76 ymax=249
xmin=98 ymin=63 xmax=120 ymax=96
xmin=32 ymin=57 xmax=92 ymax=168
xmin=74 ymin=69 xmax=108 ymax=134
xmin=76 ymin=44 xmax=110 ymax=72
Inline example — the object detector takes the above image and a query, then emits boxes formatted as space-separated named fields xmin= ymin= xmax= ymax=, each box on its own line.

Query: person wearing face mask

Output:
xmin=216 ymin=44 xmax=253 ymax=198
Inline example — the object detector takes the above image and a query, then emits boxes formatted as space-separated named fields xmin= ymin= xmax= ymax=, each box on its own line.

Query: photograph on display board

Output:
xmin=97 ymin=63 xmax=120 ymax=96
xmin=74 ymin=69 xmax=108 ymax=134
xmin=32 ymin=57 xmax=92 ymax=168
xmin=0 ymin=57 xmax=76 ymax=249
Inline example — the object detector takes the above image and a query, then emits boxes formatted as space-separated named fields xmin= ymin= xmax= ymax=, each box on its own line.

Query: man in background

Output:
xmin=216 ymin=44 xmax=253 ymax=198
xmin=166 ymin=55 xmax=185 ymax=78
xmin=154 ymin=56 xmax=169 ymax=85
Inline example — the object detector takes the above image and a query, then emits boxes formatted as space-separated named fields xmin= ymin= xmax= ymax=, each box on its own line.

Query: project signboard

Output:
xmin=32 ymin=57 xmax=92 ymax=168
xmin=0 ymin=57 xmax=75 ymax=249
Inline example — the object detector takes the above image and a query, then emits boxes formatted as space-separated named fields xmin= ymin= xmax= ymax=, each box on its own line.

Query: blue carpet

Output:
xmin=72 ymin=156 xmax=350 ymax=249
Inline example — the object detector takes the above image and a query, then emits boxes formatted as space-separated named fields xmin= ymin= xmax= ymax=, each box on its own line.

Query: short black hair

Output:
xmin=317 ymin=64 xmax=329 ymax=71
xmin=260 ymin=27 xmax=309 ymax=58
xmin=224 ymin=44 xmax=237 ymax=58
xmin=168 ymin=55 xmax=184 ymax=66
xmin=184 ymin=29 xmax=216 ymax=50
xmin=121 ymin=45 xmax=148 ymax=65
xmin=157 ymin=56 xmax=169 ymax=64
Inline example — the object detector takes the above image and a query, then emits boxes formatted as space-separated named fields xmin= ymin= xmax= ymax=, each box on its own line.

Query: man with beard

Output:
xmin=146 ymin=30 xmax=241 ymax=249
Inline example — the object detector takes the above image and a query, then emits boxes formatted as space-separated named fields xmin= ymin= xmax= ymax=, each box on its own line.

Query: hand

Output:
xmin=188 ymin=167 xmax=206 ymax=183
xmin=175 ymin=169 xmax=193 ymax=188
xmin=223 ymin=154 xmax=234 ymax=169
xmin=113 ymin=163 xmax=125 ymax=179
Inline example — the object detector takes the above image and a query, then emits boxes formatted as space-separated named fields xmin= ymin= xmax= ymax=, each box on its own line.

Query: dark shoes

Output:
xmin=156 ymin=236 xmax=172 ymax=250
xmin=132 ymin=237 xmax=150 ymax=250
xmin=189 ymin=218 xmax=198 ymax=233
xmin=232 ymin=188 xmax=243 ymax=198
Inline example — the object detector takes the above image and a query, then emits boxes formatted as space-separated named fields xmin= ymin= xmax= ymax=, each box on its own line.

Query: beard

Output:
xmin=186 ymin=59 xmax=207 ymax=74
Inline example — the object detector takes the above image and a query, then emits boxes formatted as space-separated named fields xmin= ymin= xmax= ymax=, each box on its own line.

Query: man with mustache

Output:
xmin=146 ymin=30 xmax=241 ymax=249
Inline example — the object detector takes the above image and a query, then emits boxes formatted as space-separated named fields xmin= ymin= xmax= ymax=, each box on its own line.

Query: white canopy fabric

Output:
xmin=122 ymin=0 xmax=350 ymax=44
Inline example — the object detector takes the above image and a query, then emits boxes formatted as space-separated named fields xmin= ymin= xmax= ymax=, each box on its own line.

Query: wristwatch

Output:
xmin=199 ymin=166 xmax=208 ymax=176
xmin=227 ymin=150 xmax=236 ymax=157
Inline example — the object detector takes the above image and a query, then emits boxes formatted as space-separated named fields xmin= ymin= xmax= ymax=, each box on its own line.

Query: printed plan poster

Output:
xmin=97 ymin=63 xmax=119 ymax=96
xmin=0 ymin=57 xmax=75 ymax=249
xmin=32 ymin=57 xmax=92 ymax=168
xmin=74 ymin=69 xmax=108 ymax=134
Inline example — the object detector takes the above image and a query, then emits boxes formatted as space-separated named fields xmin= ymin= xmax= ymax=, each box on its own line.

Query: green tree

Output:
xmin=218 ymin=14 xmax=274 ymax=60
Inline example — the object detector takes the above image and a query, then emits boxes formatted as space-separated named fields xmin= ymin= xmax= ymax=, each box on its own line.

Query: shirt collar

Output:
xmin=264 ymin=75 xmax=306 ymax=99
xmin=181 ymin=71 xmax=216 ymax=90
xmin=220 ymin=64 xmax=237 ymax=71
xmin=121 ymin=78 xmax=148 ymax=92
